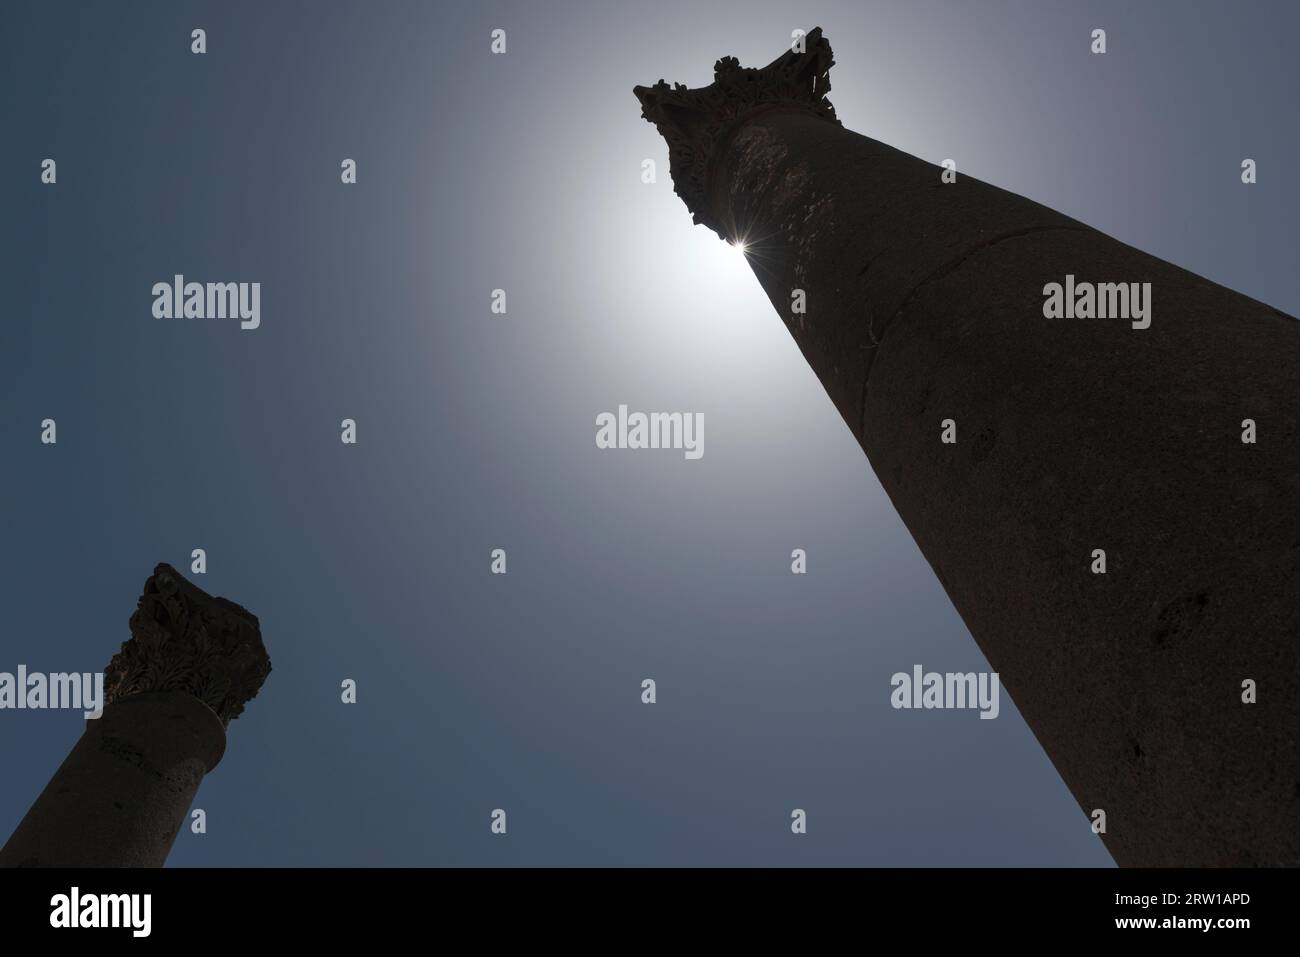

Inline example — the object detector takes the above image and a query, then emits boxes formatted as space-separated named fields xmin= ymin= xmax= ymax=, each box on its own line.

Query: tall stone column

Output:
xmin=636 ymin=29 xmax=1300 ymax=866
xmin=0 ymin=564 xmax=270 ymax=867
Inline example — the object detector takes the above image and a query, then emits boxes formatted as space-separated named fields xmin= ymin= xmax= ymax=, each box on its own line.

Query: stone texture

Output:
xmin=0 ymin=692 xmax=225 ymax=867
xmin=0 ymin=565 xmax=269 ymax=867
xmin=638 ymin=28 xmax=1300 ymax=866
xmin=107 ymin=563 xmax=271 ymax=727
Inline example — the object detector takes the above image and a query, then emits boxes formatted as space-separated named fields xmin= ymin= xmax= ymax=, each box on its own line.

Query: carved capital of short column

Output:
xmin=103 ymin=563 xmax=271 ymax=728
xmin=634 ymin=25 xmax=840 ymax=241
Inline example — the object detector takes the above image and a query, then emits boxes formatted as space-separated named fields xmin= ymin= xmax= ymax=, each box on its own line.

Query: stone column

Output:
xmin=0 ymin=564 xmax=270 ymax=867
xmin=636 ymin=29 xmax=1300 ymax=866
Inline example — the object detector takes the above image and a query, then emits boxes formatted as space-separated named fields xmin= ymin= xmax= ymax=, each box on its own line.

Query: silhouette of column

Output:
xmin=636 ymin=28 xmax=1300 ymax=866
xmin=0 ymin=564 xmax=270 ymax=867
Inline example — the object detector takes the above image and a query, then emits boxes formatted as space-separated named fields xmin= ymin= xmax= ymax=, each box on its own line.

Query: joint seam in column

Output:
xmin=857 ymin=223 xmax=1094 ymax=438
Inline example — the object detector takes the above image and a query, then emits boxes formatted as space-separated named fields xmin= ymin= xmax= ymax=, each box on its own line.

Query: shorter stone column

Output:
xmin=0 ymin=564 xmax=270 ymax=867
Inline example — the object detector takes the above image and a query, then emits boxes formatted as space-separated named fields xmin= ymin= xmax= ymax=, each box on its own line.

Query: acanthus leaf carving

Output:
xmin=103 ymin=563 xmax=271 ymax=727
xmin=634 ymin=26 xmax=840 ymax=240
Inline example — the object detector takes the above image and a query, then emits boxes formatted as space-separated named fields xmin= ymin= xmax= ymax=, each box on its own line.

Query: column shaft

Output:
xmin=639 ymin=29 xmax=1300 ymax=866
xmin=0 ymin=692 xmax=224 ymax=867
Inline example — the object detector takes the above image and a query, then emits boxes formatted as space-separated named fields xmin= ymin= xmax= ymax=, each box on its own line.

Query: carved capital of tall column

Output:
xmin=634 ymin=26 xmax=840 ymax=241
xmin=0 ymin=565 xmax=270 ymax=867
xmin=106 ymin=563 xmax=271 ymax=731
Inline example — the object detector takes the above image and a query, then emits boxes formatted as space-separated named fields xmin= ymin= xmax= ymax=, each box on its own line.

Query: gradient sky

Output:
xmin=2 ymin=0 xmax=1295 ymax=866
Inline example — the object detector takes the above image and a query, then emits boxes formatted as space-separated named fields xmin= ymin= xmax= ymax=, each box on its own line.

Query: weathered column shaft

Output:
xmin=0 ymin=564 xmax=270 ymax=868
xmin=638 ymin=29 xmax=1300 ymax=866
xmin=0 ymin=692 xmax=224 ymax=867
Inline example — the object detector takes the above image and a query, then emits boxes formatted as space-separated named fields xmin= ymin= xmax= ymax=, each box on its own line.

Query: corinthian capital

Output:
xmin=103 ymin=563 xmax=271 ymax=726
xmin=634 ymin=26 xmax=840 ymax=240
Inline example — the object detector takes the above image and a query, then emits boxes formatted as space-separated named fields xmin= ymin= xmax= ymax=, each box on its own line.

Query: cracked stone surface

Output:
xmin=637 ymin=28 xmax=1300 ymax=866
